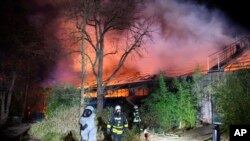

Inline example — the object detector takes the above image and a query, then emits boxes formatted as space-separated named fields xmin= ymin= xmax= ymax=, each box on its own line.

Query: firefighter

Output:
xmin=80 ymin=105 xmax=97 ymax=141
xmin=107 ymin=105 xmax=129 ymax=141
xmin=132 ymin=105 xmax=143 ymax=132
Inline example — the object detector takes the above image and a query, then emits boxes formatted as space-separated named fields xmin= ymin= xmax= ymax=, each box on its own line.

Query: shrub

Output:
xmin=213 ymin=69 xmax=250 ymax=133
xmin=141 ymin=73 xmax=197 ymax=132
xmin=174 ymin=78 xmax=196 ymax=129
xmin=43 ymin=132 xmax=62 ymax=141
xmin=29 ymin=104 xmax=80 ymax=141
xmin=29 ymin=85 xmax=80 ymax=141
xmin=141 ymin=73 xmax=178 ymax=131
xmin=123 ymin=127 xmax=142 ymax=141
xmin=46 ymin=85 xmax=80 ymax=118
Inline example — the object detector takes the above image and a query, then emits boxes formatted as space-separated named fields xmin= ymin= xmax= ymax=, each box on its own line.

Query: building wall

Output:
xmin=199 ymin=71 xmax=232 ymax=124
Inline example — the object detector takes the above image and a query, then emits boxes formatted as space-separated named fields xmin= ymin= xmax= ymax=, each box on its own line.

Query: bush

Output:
xmin=29 ymin=104 xmax=81 ymax=141
xmin=174 ymin=78 xmax=196 ymax=129
xmin=29 ymin=85 xmax=80 ymax=141
xmin=43 ymin=132 xmax=62 ymax=141
xmin=46 ymin=85 xmax=80 ymax=118
xmin=214 ymin=69 xmax=250 ymax=133
xmin=141 ymin=73 xmax=197 ymax=132
xmin=123 ymin=127 xmax=142 ymax=141
xmin=141 ymin=73 xmax=178 ymax=131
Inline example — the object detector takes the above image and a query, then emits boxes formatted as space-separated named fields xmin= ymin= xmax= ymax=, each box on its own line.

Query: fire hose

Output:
xmin=125 ymin=96 xmax=136 ymax=106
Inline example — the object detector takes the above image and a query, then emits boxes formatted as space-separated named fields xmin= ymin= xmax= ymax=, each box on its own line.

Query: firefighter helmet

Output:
xmin=134 ymin=105 xmax=138 ymax=109
xmin=115 ymin=105 xmax=121 ymax=112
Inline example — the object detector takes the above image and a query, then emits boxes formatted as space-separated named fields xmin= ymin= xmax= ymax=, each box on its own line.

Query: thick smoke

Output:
xmin=24 ymin=0 xmax=79 ymax=87
xmin=33 ymin=0 xmax=244 ymax=86
xmin=126 ymin=0 xmax=239 ymax=76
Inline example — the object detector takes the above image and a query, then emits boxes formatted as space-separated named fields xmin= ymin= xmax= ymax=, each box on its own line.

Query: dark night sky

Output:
xmin=3 ymin=0 xmax=250 ymax=30
xmin=25 ymin=0 xmax=250 ymax=35
xmin=191 ymin=0 xmax=250 ymax=31
xmin=2 ymin=0 xmax=250 ymax=38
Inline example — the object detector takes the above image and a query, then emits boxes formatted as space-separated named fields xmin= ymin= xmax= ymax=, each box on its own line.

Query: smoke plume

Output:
xmin=30 ymin=0 xmax=244 ymax=86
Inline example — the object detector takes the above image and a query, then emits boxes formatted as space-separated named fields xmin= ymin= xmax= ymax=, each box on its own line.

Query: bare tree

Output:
xmin=68 ymin=0 xmax=152 ymax=111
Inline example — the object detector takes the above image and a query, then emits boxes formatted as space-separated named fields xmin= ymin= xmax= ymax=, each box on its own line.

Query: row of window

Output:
xmin=84 ymin=88 xmax=148 ymax=98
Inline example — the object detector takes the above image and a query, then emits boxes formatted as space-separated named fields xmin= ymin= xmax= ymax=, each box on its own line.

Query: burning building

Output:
xmin=24 ymin=0 xmax=250 ymax=123
xmin=84 ymin=79 xmax=153 ymax=98
xmin=82 ymin=34 xmax=250 ymax=99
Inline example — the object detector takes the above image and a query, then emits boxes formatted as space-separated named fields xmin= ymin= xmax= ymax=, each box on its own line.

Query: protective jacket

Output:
xmin=107 ymin=113 xmax=128 ymax=135
xmin=80 ymin=106 xmax=97 ymax=141
xmin=133 ymin=108 xmax=141 ymax=123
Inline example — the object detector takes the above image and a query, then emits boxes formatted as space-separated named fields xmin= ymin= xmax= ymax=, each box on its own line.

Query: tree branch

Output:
xmin=103 ymin=29 xmax=149 ymax=87
xmin=84 ymin=53 xmax=97 ymax=77
xmin=104 ymin=50 xmax=118 ymax=57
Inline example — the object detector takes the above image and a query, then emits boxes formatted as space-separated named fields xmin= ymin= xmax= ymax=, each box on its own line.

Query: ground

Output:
xmin=1 ymin=124 xmax=230 ymax=141
xmin=138 ymin=125 xmax=213 ymax=141
xmin=137 ymin=124 xmax=229 ymax=141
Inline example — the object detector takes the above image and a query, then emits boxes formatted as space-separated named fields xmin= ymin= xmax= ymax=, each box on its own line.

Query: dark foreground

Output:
xmin=0 ymin=123 xmax=31 ymax=141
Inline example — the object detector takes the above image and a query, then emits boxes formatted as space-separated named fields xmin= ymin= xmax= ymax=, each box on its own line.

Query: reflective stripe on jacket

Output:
xmin=107 ymin=114 xmax=128 ymax=135
xmin=133 ymin=110 xmax=141 ymax=123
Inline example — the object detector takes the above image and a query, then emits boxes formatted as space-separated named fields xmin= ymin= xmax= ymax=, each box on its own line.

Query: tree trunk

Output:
xmin=80 ymin=29 xmax=86 ymax=116
xmin=97 ymin=87 xmax=104 ymax=112
xmin=96 ymin=60 xmax=104 ymax=112
xmin=0 ymin=72 xmax=16 ymax=125
xmin=6 ymin=72 xmax=16 ymax=112
xmin=79 ymin=9 xmax=88 ymax=116
xmin=97 ymin=38 xmax=104 ymax=112
xmin=22 ymin=84 xmax=29 ymax=119
xmin=0 ymin=92 xmax=6 ymax=125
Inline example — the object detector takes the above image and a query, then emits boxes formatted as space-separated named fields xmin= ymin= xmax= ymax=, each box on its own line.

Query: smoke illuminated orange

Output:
xmin=41 ymin=0 xmax=243 ymax=90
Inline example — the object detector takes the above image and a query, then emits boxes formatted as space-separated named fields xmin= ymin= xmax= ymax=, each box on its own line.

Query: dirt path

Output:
xmin=140 ymin=125 xmax=213 ymax=141
xmin=142 ymin=133 xmax=211 ymax=141
xmin=142 ymin=134 xmax=192 ymax=141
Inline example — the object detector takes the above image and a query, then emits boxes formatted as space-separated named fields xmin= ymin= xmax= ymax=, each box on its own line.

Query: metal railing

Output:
xmin=207 ymin=35 xmax=250 ymax=72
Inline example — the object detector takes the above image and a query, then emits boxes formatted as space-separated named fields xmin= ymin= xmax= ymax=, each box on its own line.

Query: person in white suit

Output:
xmin=80 ymin=105 xmax=97 ymax=141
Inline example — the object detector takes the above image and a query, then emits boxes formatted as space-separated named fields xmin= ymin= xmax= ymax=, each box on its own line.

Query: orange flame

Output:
xmin=84 ymin=87 xmax=149 ymax=98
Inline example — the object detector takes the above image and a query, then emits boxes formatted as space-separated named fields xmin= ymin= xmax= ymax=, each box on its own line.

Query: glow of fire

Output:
xmin=39 ymin=0 xmax=242 ymax=89
xmin=224 ymin=50 xmax=250 ymax=71
xmin=84 ymin=87 xmax=148 ymax=98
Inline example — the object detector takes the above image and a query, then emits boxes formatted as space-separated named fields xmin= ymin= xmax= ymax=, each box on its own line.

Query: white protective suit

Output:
xmin=80 ymin=106 xmax=97 ymax=141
